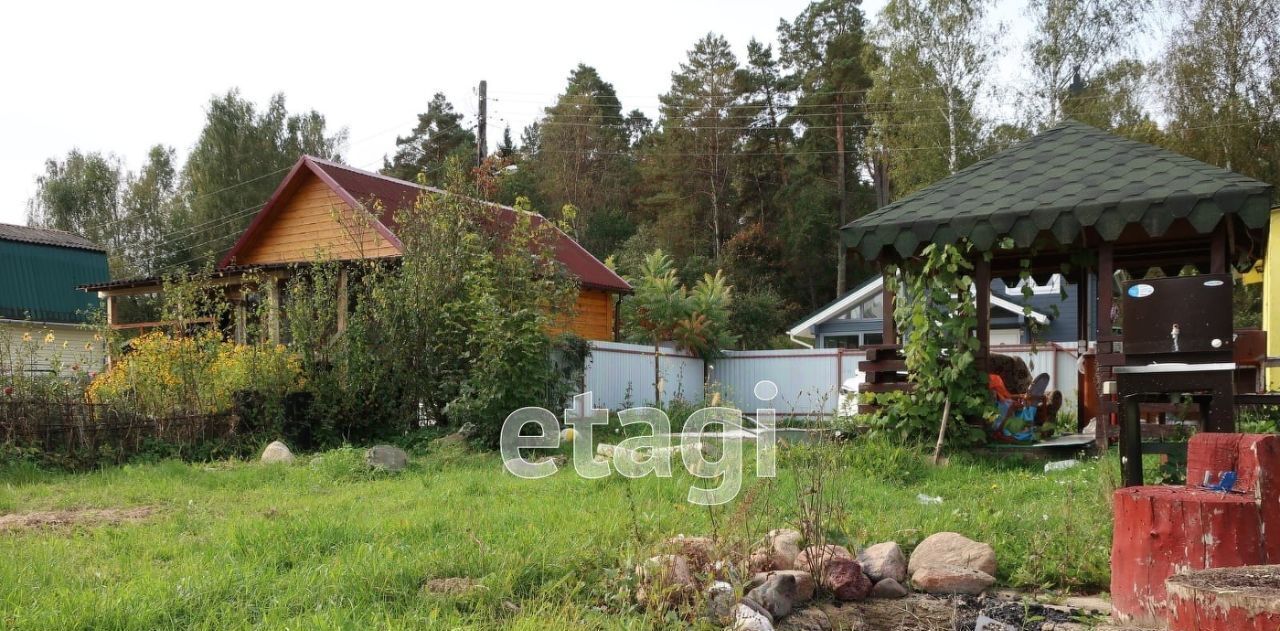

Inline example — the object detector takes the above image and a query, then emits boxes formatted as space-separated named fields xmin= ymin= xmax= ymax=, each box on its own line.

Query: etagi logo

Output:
xmin=500 ymin=381 xmax=781 ymax=506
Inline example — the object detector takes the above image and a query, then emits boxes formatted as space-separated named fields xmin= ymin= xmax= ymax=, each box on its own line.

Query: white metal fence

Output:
xmin=715 ymin=348 xmax=864 ymax=416
xmin=582 ymin=340 xmax=1080 ymax=418
xmin=584 ymin=341 xmax=704 ymax=409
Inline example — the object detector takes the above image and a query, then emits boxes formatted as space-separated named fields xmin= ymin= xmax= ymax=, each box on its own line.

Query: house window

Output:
xmin=823 ymin=332 xmax=884 ymax=349
xmin=1004 ymin=273 xmax=1063 ymax=296
xmin=839 ymin=292 xmax=883 ymax=320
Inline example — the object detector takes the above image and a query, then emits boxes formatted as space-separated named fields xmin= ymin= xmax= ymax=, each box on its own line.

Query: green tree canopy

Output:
xmin=382 ymin=92 xmax=475 ymax=186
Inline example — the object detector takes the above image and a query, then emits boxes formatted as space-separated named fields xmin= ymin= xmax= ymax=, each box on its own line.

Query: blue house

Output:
xmin=788 ymin=274 xmax=1083 ymax=349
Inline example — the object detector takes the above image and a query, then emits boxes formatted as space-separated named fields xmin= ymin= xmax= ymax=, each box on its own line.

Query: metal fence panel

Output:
xmin=584 ymin=341 xmax=704 ymax=410
xmin=715 ymin=348 xmax=865 ymax=417
xmin=583 ymin=341 xmax=1079 ymax=420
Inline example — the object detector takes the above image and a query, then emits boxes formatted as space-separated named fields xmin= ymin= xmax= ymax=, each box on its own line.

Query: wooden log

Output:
xmin=1186 ymin=433 xmax=1280 ymax=562
xmin=1166 ymin=565 xmax=1280 ymax=631
xmin=1111 ymin=486 xmax=1266 ymax=627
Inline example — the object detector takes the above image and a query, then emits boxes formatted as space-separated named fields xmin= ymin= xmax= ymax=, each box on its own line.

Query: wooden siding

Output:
xmin=234 ymin=175 xmax=399 ymax=265
xmin=559 ymin=288 xmax=615 ymax=341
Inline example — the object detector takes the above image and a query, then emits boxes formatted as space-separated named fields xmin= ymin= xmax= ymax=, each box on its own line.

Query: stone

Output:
xmin=635 ymin=554 xmax=696 ymax=605
xmin=365 ymin=445 xmax=408 ymax=472
xmin=750 ymin=570 xmax=816 ymax=603
xmin=910 ymin=564 xmax=996 ymax=595
xmin=746 ymin=572 xmax=797 ymax=619
xmin=433 ymin=422 xmax=477 ymax=448
xmin=260 ymin=440 xmax=294 ymax=464
xmin=870 ymin=577 xmax=909 ymax=599
xmin=706 ymin=580 xmax=736 ymax=624
xmin=664 ymin=535 xmax=716 ymax=572
xmin=534 ymin=454 xmax=567 ymax=468
xmin=766 ymin=528 xmax=804 ymax=570
xmin=794 ymin=544 xmax=854 ymax=576
xmin=776 ymin=607 xmax=832 ymax=631
xmin=858 ymin=541 xmax=907 ymax=583
xmin=824 ymin=558 xmax=872 ymax=601
xmin=421 ymin=577 xmax=486 ymax=596
xmin=732 ymin=601 xmax=775 ymax=631
xmin=907 ymin=532 xmax=997 ymax=577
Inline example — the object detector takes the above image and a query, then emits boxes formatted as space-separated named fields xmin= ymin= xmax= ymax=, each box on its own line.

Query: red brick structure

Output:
xmin=1110 ymin=433 xmax=1280 ymax=626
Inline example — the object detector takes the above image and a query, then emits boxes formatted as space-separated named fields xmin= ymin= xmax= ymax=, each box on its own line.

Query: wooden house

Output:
xmin=0 ymin=223 xmax=108 ymax=373
xmin=82 ymin=156 xmax=631 ymax=342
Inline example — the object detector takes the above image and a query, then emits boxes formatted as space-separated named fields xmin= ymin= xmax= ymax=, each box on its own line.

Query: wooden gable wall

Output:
xmin=572 ymin=288 xmax=616 ymax=341
xmin=234 ymin=173 xmax=400 ymax=266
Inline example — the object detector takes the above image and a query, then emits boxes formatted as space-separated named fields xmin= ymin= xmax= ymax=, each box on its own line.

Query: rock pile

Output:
xmin=633 ymin=529 xmax=998 ymax=630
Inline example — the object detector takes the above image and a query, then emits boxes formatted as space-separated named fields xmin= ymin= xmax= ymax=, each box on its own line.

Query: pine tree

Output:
xmin=779 ymin=0 xmax=874 ymax=296
xmin=382 ymin=93 xmax=476 ymax=185
xmin=642 ymin=34 xmax=745 ymax=263
xmin=527 ymin=64 xmax=635 ymax=250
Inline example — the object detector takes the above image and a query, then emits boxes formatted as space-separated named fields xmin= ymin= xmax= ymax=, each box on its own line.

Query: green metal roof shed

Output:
xmin=0 ymin=224 xmax=107 ymax=324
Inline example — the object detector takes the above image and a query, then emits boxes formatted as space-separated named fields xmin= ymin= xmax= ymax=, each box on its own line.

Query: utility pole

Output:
xmin=835 ymin=93 xmax=848 ymax=297
xmin=477 ymin=80 xmax=487 ymax=167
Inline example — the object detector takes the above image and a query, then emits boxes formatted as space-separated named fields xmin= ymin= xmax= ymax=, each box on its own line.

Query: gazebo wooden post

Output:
xmin=1210 ymin=222 xmax=1227 ymax=274
xmin=880 ymin=268 xmax=896 ymax=345
xmin=1076 ymin=264 xmax=1091 ymax=430
xmin=975 ymin=258 xmax=991 ymax=370
xmin=1096 ymin=242 xmax=1115 ymax=450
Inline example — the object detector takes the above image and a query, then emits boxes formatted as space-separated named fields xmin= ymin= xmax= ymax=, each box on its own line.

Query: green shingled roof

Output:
xmin=843 ymin=120 xmax=1274 ymax=260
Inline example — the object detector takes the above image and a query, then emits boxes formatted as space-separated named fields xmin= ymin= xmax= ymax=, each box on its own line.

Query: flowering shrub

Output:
xmin=1 ymin=326 xmax=101 ymax=402
xmin=88 ymin=331 xmax=302 ymax=416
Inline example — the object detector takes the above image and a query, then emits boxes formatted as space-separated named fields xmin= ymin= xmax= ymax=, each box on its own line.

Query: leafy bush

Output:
xmin=88 ymin=330 xmax=302 ymax=416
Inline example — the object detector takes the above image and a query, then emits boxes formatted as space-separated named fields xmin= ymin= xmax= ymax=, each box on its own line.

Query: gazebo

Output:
xmin=842 ymin=120 xmax=1274 ymax=449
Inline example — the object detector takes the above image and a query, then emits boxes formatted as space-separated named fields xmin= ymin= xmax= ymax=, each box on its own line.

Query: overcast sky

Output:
xmin=0 ymin=0 xmax=1049 ymax=227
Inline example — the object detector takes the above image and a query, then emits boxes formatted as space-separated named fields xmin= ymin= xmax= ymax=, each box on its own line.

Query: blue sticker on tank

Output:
xmin=1128 ymin=284 xmax=1154 ymax=298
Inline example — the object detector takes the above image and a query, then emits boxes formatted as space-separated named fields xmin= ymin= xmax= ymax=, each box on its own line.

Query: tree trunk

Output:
xmin=945 ymin=89 xmax=958 ymax=174
xmin=932 ymin=397 xmax=951 ymax=465
xmin=653 ymin=336 xmax=662 ymax=406
xmin=835 ymin=94 xmax=848 ymax=297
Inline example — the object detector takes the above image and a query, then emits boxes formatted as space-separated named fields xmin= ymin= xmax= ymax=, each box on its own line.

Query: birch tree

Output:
xmin=1025 ymin=0 xmax=1149 ymax=126
xmin=1161 ymin=0 xmax=1280 ymax=185
xmin=870 ymin=0 xmax=1000 ymax=196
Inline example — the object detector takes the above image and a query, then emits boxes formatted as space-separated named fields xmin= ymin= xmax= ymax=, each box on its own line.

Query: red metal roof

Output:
xmin=220 ymin=156 xmax=631 ymax=293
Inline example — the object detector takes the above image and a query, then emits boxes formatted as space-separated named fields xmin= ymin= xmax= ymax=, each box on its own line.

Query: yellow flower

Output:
xmin=62 ymin=341 xmax=69 ymax=349
xmin=22 ymin=332 xmax=32 ymax=342
xmin=93 ymin=333 xmax=103 ymax=342
xmin=44 ymin=332 xmax=55 ymax=343
xmin=84 ymin=342 xmax=93 ymax=351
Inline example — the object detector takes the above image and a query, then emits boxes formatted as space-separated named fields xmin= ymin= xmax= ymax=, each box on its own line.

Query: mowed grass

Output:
xmin=0 ymin=441 xmax=1116 ymax=630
